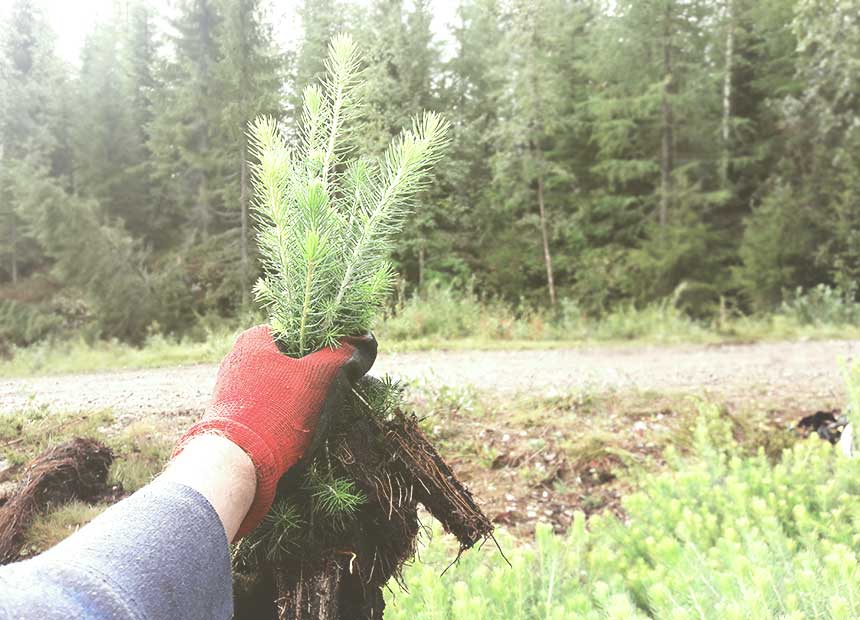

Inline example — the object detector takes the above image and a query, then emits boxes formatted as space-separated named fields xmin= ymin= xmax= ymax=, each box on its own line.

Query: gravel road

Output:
xmin=1 ymin=340 xmax=857 ymax=418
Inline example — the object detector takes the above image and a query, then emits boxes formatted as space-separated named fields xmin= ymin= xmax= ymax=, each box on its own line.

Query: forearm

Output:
xmin=161 ymin=434 xmax=257 ymax=542
xmin=0 ymin=436 xmax=254 ymax=620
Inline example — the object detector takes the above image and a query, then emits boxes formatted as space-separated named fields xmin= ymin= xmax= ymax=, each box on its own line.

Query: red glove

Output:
xmin=173 ymin=325 xmax=376 ymax=537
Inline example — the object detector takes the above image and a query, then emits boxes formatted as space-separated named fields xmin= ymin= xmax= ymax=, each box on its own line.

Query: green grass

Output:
xmin=107 ymin=419 xmax=176 ymax=492
xmin=21 ymin=501 xmax=109 ymax=557
xmin=4 ymin=301 xmax=860 ymax=377
xmin=0 ymin=406 xmax=181 ymax=563
xmin=0 ymin=330 xmax=236 ymax=377
xmin=0 ymin=406 xmax=115 ymax=466
xmin=0 ymin=407 xmax=177 ymax=490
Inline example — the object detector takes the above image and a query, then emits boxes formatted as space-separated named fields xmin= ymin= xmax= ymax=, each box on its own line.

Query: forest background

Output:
xmin=3 ymin=0 xmax=860 ymax=351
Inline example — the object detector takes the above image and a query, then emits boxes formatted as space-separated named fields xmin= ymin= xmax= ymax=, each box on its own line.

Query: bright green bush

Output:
xmin=387 ymin=406 xmax=860 ymax=619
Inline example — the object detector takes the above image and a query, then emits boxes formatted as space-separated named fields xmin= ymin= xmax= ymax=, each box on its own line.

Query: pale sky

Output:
xmin=0 ymin=0 xmax=459 ymax=65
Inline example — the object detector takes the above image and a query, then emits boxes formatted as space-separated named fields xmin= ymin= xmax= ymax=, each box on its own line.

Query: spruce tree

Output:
xmin=291 ymin=0 xmax=346 ymax=102
xmin=214 ymin=0 xmax=283 ymax=306
xmin=121 ymin=1 xmax=162 ymax=242
xmin=490 ymin=0 xmax=593 ymax=306
xmin=354 ymin=0 xmax=445 ymax=287
xmin=583 ymin=0 xmax=728 ymax=312
xmin=70 ymin=17 xmax=143 ymax=230
xmin=149 ymin=0 xmax=230 ymax=238
xmin=443 ymin=0 xmax=509 ymax=291
xmin=0 ymin=0 xmax=65 ymax=285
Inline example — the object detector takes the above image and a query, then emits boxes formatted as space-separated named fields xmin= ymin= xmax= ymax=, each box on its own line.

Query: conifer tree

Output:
xmin=492 ymin=0 xmax=583 ymax=306
xmin=214 ymin=0 xmax=283 ymax=306
xmin=442 ymin=0 xmax=509 ymax=291
xmin=292 ymin=0 xmax=346 ymax=101
xmin=70 ymin=17 xmax=143 ymax=229
xmin=9 ymin=164 xmax=155 ymax=342
xmin=354 ymin=0 xmax=445 ymax=286
xmin=583 ymin=0 xmax=729 ymax=311
xmin=121 ymin=1 xmax=162 ymax=241
xmin=786 ymin=0 xmax=860 ymax=292
xmin=0 ymin=0 xmax=66 ymax=284
xmin=149 ymin=0 xmax=229 ymax=238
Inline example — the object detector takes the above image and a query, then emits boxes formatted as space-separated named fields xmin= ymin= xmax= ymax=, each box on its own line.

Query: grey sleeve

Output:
xmin=0 ymin=479 xmax=233 ymax=620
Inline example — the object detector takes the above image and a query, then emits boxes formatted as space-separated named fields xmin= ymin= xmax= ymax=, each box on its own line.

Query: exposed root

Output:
xmin=0 ymin=438 xmax=113 ymax=564
xmin=235 ymin=378 xmax=493 ymax=620
xmin=380 ymin=411 xmax=493 ymax=550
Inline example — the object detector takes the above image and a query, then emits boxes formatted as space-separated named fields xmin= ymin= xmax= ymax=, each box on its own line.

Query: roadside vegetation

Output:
xmin=3 ymin=284 xmax=860 ymax=378
xmin=388 ymin=428 xmax=860 ymax=619
xmin=2 ymin=372 xmax=853 ymax=617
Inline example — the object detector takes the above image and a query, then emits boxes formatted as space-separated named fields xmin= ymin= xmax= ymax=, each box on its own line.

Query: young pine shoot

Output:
xmin=249 ymin=34 xmax=450 ymax=357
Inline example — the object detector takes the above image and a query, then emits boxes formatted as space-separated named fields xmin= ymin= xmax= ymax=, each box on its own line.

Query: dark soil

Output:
xmin=0 ymin=438 xmax=113 ymax=564
xmin=424 ymin=392 xmax=814 ymax=536
xmin=796 ymin=409 xmax=846 ymax=443
xmin=234 ymin=378 xmax=493 ymax=620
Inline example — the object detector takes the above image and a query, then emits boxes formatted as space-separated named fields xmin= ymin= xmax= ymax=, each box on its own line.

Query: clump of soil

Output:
xmin=796 ymin=409 xmax=846 ymax=444
xmin=0 ymin=438 xmax=113 ymax=564
xmin=233 ymin=378 xmax=493 ymax=620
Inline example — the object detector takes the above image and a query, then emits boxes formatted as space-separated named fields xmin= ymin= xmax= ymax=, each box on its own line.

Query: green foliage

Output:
xmin=842 ymin=362 xmax=860 ymax=455
xmin=388 ymin=417 xmax=860 ymax=619
xmin=0 ymin=298 xmax=69 ymax=348
xmin=780 ymin=284 xmax=860 ymax=326
xmin=234 ymin=499 xmax=306 ymax=566
xmin=307 ymin=474 xmax=366 ymax=530
xmin=735 ymin=183 xmax=825 ymax=311
xmin=4 ymin=0 xmax=860 ymax=346
xmin=251 ymin=35 xmax=449 ymax=356
xmin=378 ymin=282 xmax=714 ymax=344
xmin=0 ymin=0 xmax=67 ymax=285
xmin=380 ymin=282 xmax=493 ymax=341
xmin=11 ymin=165 xmax=155 ymax=343
xmin=15 ymin=285 xmax=860 ymax=376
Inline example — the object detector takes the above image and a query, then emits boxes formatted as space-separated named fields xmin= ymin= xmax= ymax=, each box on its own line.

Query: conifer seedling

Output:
xmin=233 ymin=35 xmax=493 ymax=620
xmin=250 ymin=34 xmax=448 ymax=358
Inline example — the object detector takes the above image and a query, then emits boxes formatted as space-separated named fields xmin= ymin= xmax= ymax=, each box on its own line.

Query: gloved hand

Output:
xmin=173 ymin=325 xmax=377 ymax=538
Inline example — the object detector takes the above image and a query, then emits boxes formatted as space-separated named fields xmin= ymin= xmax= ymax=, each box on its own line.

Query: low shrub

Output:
xmin=377 ymin=283 xmax=715 ymax=345
xmin=780 ymin=284 xmax=860 ymax=326
xmin=387 ymin=408 xmax=860 ymax=619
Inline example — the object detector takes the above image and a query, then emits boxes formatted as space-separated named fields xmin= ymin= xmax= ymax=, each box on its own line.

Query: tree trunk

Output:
xmin=524 ymin=5 xmax=556 ymax=308
xmin=240 ymin=140 xmax=250 ymax=308
xmin=10 ymin=216 xmax=17 ymax=285
xmin=417 ymin=245 xmax=425 ymax=288
xmin=721 ymin=0 xmax=735 ymax=188
xmin=197 ymin=118 xmax=211 ymax=237
xmin=660 ymin=0 xmax=675 ymax=227
xmin=536 ymin=172 xmax=556 ymax=306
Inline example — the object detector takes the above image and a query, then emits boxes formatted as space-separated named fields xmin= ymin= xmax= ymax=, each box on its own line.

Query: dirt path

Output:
xmin=1 ymin=340 xmax=857 ymax=418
